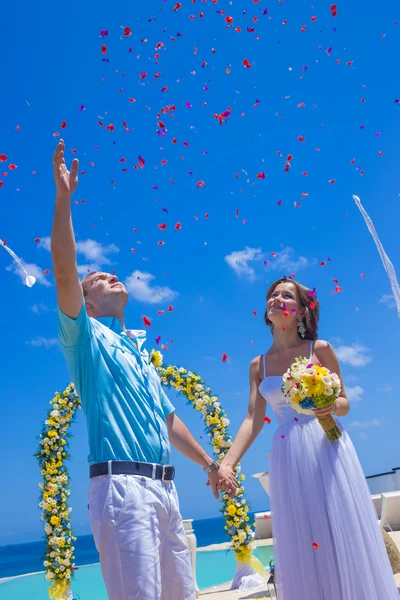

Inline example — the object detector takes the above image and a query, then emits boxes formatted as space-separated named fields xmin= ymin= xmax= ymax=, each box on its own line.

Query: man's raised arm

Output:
xmin=51 ymin=140 xmax=83 ymax=319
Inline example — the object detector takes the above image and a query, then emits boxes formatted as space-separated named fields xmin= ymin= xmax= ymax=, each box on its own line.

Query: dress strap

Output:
xmin=264 ymin=353 xmax=267 ymax=378
xmin=309 ymin=340 xmax=313 ymax=361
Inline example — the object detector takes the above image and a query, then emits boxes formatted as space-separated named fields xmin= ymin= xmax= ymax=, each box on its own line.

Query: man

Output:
xmin=51 ymin=140 xmax=236 ymax=600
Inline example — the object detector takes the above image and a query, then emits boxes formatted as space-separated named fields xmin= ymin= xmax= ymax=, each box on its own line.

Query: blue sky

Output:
xmin=1 ymin=0 xmax=399 ymax=545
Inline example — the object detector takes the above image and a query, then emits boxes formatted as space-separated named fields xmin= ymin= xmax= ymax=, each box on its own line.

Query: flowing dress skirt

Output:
xmin=270 ymin=418 xmax=399 ymax=599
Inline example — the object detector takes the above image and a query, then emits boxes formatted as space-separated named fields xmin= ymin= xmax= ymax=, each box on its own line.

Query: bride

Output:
xmin=220 ymin=277 xmax=398 ymax=599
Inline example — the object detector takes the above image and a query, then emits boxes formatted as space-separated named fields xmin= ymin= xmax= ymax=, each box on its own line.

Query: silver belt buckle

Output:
xmin=162 ymin=465 xmax=171 ymax=482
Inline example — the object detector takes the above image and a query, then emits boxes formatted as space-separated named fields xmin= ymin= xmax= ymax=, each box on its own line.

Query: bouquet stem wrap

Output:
xmin=48 ymin=579 xmax=70 ymax=600
xmin=234 ymin=546 xmax=267 ymax=579
xmin=316 ymin=414 xmax=341 ymax=441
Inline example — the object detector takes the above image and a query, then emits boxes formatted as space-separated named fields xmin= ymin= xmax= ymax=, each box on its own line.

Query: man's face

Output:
xmin=83 ymin=272 xmax=128 ymax=315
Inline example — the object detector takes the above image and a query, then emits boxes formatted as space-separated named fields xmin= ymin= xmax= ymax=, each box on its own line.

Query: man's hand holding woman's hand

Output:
xmin=207 ymin=463 xmax=237 ymax=499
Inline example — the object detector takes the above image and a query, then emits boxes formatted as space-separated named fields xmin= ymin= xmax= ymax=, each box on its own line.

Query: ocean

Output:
xmin=0 ymin=515 xmax=234 ymax=579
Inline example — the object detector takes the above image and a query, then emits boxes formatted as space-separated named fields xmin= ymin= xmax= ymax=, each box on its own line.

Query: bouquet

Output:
xmin=282 ymin=357 xmax=342 ymax=441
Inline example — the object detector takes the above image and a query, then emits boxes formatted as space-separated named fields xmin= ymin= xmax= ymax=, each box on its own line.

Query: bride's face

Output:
xmin=267 ymin=281 xmax=302 ymax=326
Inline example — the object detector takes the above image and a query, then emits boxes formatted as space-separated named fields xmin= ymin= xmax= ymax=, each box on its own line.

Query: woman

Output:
xmin=221 ymin=277 xmax=398 ymax=599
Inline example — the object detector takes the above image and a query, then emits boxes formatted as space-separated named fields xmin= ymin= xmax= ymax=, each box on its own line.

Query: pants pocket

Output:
xmin=110 ymin=474 xmax=129 ymax=525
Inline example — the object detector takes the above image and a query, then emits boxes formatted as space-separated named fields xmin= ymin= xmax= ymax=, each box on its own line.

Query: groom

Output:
xmin=51 ymin=140 xmax=236 ymax=600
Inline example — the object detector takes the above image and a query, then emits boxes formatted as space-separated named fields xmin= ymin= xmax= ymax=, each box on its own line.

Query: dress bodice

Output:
xmin=258 ymin=343 xmax=316 ymax=428
xmin=259 ymin=376 xmax=315 ymax=428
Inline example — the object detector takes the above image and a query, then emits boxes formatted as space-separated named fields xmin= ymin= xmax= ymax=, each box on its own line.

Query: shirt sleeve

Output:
xmin=57 ymin=302 xmax=93 ymax=347
xmin=160 ymin=387 xmax=175 ymax=417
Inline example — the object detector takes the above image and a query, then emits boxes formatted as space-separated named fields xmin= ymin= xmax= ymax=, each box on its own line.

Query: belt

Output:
xmin=89 ymin=460 xmax=175 ymax=482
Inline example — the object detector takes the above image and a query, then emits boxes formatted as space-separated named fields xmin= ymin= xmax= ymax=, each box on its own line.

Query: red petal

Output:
xmin=9 ymin=164 xmax=17 ymax=170
xmin=168 ymin=305 xmax=173 ymax=312
xmin=222 ymin=353 xmax=230 ymax=362
xmin=264 ymin=417 xmax=272 ymax=424
xmin=34 ymin=238 xmax=40 ymax=243
xmin=0 ymin=154 xmax=7 ymax=162
xmin=124 ymin=27 xmax=132 ymax=37
xmin=101 ymin=44 xmax=107 ymax=55
xmin=142 ymin=316 xmax=152 ymax=327
xmin=60 ymin=120 xmax=67 ymax=129
xmin=158 ymin=224 xmax=167 ymax=230
xmin=312 ymin=542 xmax=320 ymax=550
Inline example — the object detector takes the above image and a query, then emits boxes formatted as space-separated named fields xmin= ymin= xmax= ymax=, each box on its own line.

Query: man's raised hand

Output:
xmin=53 ymin=140 xmax=79 ymax=199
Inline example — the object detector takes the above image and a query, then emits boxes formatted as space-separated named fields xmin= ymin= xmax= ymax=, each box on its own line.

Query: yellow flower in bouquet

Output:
xmin=282 ymin=357 xmax=342 ymax=441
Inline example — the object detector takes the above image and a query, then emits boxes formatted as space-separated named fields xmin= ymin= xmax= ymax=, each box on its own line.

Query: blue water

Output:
xmin=0 ymin=547 xmax=274 ymax=599
xmin=0 ymin=515 xmax=274 ymax=598
xmin=0 ymin=516 xmax=245 ymax=579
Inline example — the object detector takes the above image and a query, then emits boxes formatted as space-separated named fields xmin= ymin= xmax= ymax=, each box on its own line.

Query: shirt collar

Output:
xmin=95 ymin=316 xmax=147 ymax=351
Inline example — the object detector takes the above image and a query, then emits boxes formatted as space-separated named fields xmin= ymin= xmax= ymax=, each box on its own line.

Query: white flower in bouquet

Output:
xmin=45 ymin=523 xmax=53 ymax=534
xmin=238 ymin=530 xmax=247 ymax=543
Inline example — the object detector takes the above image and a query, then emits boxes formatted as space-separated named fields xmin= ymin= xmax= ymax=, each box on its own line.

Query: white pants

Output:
xmin=88 ymin=474 xmax=196 ymax=600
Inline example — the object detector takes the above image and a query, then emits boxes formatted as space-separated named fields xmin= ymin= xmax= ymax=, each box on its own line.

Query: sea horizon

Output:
xmin=0 ymin=514 xmax=248 ymax=580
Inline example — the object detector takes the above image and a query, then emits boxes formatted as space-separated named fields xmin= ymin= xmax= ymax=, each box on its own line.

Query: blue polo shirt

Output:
xmin=57 ymin=302 xmax=174 ymax=465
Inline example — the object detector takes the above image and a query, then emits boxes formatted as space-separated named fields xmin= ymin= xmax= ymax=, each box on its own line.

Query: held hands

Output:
xmin=206 ymin=464 xmax=237 ymax=499
xmin=53 ymin=140 xmax=79 ymax=199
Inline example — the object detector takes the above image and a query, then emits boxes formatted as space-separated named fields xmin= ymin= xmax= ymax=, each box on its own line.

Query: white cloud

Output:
xmin=346 ymin=385 xmax=364 ymax=403
xmin=124 ymin=270 xmax=178 ymax=304
xmin=225 ymin=246 xmax=312 ymax=281
xmin=38 ymin=237 xmax=51 ymax=252
xmin=347 ymin=418 xmax=382 ymax=429
xmin=377 ymin=384 xmax=393 ymax=393
xmin=39 ymin=237 xmax=119 ymax=275
xmin=26 ymin=336 xmax=59 ymax=349
xmin=379 ymin=294 xmax=395 ymax=309
xmin=30 ymin=303 xmax=49 ymax=314
xmin=76 ymin=239 xmax=119 ymax=264
xmin=267 ymin=247 xmax=311 ymax=273
xmin=6 ymin=261 xmax=52 ymax=287
xmin=335 ymin=344 xmax=372 ymax=367
xmin=224 ymin=247 xmax=264 ymax=280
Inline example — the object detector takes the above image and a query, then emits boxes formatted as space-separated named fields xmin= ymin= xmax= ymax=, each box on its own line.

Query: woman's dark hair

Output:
xmin=264 ymin=277 xmax=319 ymax=341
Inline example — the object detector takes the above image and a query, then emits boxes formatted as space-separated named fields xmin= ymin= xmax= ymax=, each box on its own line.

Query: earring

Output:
xmin=297 ymin=317 xmax=306 ymax=338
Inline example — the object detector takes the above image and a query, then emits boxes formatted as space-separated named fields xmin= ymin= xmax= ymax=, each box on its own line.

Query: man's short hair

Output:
xmin=81 ymin=272 xmax=101 ymax=296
